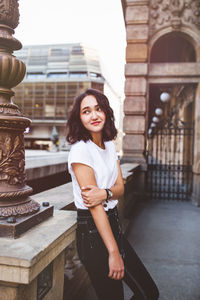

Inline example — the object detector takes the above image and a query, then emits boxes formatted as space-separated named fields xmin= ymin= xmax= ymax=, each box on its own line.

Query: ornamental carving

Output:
xmin=0 ymin=199 xmax=40 ymax=217
xmin=0 ymin=103 xmax=22 ymax=116
xmin=0 ymin=118 xmax=30 ymax=131
xmin=0 ymin=0 xmax=19 ymax=29
xmin=150 ymin=0 xmax=200 ymax=34
xmin=0 ymin=134 xmax=26 ymax=185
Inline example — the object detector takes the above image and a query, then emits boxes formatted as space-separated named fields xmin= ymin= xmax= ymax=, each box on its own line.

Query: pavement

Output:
xmin=123 ymin=200 xmax=200 ymax=300
xmin=79 ymin=200 xmax=200 ymax=300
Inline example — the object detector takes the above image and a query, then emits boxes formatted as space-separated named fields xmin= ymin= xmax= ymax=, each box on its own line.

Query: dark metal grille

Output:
xmin=147 ymin=119 xmax=193 ymax=201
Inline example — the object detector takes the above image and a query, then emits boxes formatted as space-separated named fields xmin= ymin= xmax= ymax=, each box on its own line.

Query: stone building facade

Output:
xmin=121 ymin=0 xmax=200 ymax=203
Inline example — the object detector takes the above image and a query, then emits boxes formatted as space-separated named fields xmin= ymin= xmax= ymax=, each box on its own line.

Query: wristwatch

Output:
xmin=105 ymin=189 xmax=113 ymax=200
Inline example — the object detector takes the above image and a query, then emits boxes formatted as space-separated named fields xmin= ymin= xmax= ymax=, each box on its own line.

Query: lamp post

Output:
xmin=0 ymin=0 xmax=53 ymax=237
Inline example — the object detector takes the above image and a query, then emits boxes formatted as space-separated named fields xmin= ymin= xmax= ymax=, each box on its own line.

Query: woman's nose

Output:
xmin=91 ymin=110 xmax=98 ymax=119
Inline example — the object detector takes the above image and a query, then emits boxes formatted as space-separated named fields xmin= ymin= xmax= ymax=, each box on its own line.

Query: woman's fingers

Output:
xmin=108 ymin=268 xmax=124 ymax=280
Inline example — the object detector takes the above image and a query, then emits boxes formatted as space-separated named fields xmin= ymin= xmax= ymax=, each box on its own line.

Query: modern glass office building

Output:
xmin=13 ymin=43 xmax=104 ymax=149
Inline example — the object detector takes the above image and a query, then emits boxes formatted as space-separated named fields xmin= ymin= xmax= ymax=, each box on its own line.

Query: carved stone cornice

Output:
xmin=149 ymin=0 xmax=200 ymax=36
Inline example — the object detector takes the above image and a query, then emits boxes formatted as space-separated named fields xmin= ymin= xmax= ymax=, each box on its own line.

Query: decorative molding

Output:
xmin=149 ymin=0 xmax=200 ymax=35
xmin=126 ymin=1 xmax=149 ymax=6
xmin=0 ymin=187 xmax=33 ymax=199
xmin=0 ymin=199 xmax=40 ymax=217
xmin=0 ymin=118 xmax=30 ymax=130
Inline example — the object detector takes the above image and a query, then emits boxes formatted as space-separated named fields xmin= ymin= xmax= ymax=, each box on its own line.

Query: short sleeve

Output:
xmin=68 ymin=141 xmax=94 ymax=175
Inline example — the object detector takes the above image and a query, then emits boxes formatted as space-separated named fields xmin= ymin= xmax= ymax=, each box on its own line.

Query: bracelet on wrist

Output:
xmin=105 ymin=188 xmax=113 ymax=200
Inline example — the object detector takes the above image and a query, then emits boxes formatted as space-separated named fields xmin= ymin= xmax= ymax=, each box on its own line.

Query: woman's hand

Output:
xmin=81 ymin=185 xmax=107 ymax=207
xmin=108 ymin=250 xmax=124 ymax=280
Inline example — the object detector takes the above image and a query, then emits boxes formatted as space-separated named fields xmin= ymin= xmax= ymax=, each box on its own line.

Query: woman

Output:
xmin=66 ymin=88 xmax=159 ymax=300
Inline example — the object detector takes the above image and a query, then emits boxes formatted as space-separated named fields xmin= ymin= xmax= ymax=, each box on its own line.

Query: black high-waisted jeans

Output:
xmin=76 ymin=207 xmax=159 ymax=300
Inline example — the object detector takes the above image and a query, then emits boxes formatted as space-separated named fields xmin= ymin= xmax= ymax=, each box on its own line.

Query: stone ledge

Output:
xmin=25 ymin=150 xmax=69 ymax=181
xmin=32 ymin=182 xmax=74 ymax=211
xmin=0 ymin=210 xmax=77 ymax=284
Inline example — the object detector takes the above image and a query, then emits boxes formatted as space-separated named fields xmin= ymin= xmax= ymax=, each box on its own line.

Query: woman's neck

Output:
xmin=91 ymin=133 xmax=104 ymax=149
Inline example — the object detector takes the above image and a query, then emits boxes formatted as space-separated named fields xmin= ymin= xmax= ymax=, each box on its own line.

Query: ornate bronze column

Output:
xmin=0 ymin=0 xmax=53 ymax=237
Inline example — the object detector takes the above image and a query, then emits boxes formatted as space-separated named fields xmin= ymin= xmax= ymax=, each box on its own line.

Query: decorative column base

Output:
xmin=0 ymin=204 xmax=53 ymax=238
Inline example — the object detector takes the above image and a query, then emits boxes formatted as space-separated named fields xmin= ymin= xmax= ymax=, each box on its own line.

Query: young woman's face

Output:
xmin=80 ymin=95 xmax=106 ymax=135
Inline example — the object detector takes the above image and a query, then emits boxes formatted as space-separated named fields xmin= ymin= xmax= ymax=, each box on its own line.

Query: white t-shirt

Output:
xmin=68 ymin=140 xmax=119 ymax=210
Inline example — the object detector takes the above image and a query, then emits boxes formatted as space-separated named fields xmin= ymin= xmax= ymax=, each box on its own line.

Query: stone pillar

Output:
xmin=191 ymin=83 xmax=200 ymax=205
xmin=123 ymin=0 xmax=149 ymax=165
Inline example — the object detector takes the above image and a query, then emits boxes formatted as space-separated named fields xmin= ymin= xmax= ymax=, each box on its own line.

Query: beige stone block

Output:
xmin=0 ymin=210 xmax=77 ymax=284
xmin=126 ymin=5 xmax=148 ymax=24
xmin=125 ymin=63 xmax=148 ymax=76
xmin=125 ymin=77 xmax=147 ymax=96
xmin=124 ymin=97 xmax=146 ymax=114
xmin=0 ymin=285 xmax=17 ymax=300
xmin=149 ymin=62 xmax=200 ymax=77
xmin=123 ymin=134 xmax=145 ymax=151
xmin=126 ymin=24 xmax=148 ymax=42
xmin=126 ymin=44 xmax=147 ymax=62
xmin=0 ymin=253 xmax=65 ymax=300
xmin=123 ymin=116 xmax=145 ymax=134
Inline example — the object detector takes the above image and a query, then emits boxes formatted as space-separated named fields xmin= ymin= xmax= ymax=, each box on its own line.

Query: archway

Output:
xmin=147 ymin=32 xmax=197 ymax=201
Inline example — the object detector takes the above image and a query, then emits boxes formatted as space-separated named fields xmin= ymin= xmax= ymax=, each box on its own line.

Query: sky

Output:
xmin=15 ymin=0 xmax=126 ymax=99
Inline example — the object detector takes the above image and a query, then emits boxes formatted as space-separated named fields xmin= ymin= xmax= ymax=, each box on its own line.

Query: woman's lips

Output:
xmin=91 ymin=121 xmax=100 ymax=126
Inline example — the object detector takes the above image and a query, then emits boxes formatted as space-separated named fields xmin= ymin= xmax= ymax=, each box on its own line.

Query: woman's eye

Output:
xmin=97 ymin=107 xmax=102 ymax=111
xmin=83 ymin=110 xmax=89 ymax=114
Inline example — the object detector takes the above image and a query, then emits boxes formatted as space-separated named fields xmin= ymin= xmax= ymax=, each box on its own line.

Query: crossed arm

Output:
xmin=72 ymin=160 xmax=124 ymax=280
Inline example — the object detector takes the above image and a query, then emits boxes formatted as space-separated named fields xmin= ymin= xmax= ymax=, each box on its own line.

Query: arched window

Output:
xmin=150 ymin=33 xmax=196 ymax=63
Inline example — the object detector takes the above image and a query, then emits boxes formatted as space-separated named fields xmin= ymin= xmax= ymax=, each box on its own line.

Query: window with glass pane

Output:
xmin=91 ymin=82 xmax=103 ymax=92
xmin=79 ymin=82 xmax=90 ymax=94
xmin=56 ymin=83 xmax=66 ymax=119
xmin=45 ymin=83 xmax=55 ymax=118
xmin=67 ymin=82 xmax=78 ymax=114
xmin=34 ymin=83 xmax=44 ymax=119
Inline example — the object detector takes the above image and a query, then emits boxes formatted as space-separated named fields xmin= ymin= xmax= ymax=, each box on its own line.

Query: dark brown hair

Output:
xmin=66 ymin=88 xmax=117 ymax=144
